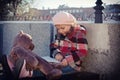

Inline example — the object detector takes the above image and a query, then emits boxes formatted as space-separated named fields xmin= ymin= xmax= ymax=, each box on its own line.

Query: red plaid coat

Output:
xmin=50 ymin=25 xmax=88 ymax=70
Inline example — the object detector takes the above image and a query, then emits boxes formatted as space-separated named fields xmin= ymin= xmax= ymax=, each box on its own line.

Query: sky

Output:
xmin=31 ymin=0 xmax=120 ymax=9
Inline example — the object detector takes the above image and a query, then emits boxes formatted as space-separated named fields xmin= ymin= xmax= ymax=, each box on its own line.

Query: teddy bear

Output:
xmin=8 ymin=30 xmax=62 ymax=79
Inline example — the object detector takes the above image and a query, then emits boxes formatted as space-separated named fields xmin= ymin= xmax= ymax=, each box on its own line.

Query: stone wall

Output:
xmin=81 ymin=24 xmax=120 ymax=75
xmin=1 ymin=22 xmax=54 ymax=57
xmin=0 ymin=22 xmax=120 ymax=75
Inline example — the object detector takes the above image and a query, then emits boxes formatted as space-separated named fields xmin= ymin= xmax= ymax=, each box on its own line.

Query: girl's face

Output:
xmin=55 ymin=25 xmax=71 ymax=36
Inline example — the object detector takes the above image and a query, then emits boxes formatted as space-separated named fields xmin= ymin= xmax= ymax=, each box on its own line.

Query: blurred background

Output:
xmin=0 ymin=0 xmax=120 ymax=23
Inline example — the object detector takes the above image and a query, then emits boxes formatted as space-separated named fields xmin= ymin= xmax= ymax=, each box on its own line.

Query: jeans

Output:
xmin=61 ymin=66 xmax=75 ymax=73
xmin=33 ymin=66 xmax=75 ymax=77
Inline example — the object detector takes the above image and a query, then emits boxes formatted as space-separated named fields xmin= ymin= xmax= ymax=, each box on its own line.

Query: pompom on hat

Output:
xmin=52 ymin=11 xmax=77 ymax=25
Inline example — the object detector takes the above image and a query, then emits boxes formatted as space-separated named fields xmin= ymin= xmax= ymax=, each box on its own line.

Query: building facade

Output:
xmin=17 ymin=7 xmax=95 ymax=21
xmin=3 ymin=4 xmax=120 ymax=21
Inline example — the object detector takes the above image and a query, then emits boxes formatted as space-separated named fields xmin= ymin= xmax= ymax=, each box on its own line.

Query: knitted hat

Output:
xmin=52 ymin=11 xmax=77 ymax=25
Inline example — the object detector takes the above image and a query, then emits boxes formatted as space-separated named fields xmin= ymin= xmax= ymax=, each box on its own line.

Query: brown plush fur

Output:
xmin=9 ymin=30 xmax=62 ymax=79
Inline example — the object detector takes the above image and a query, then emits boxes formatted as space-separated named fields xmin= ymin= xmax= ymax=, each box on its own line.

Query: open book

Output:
xmin=41 ymin=56 xmax=59 ymax=63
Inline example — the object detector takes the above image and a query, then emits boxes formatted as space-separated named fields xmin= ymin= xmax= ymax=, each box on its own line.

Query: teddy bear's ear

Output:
xmin=19 ymin=30 xmax=24 ymax=34
xmin=18 ymin=30 xmax=24 ymax=36
xmin=17 ymin=30 xmax=24 ymax=37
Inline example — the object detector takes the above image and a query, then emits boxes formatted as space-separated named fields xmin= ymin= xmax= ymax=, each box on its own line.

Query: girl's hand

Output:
xmin=61 ymin=59 xmax=68 ymax=67
xmin=55 ymin=53 xmax=64 ymax=61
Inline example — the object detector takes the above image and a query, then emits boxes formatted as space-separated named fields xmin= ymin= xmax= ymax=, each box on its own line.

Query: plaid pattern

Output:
xmin=50 ymin=25 xmax=88 ymax=70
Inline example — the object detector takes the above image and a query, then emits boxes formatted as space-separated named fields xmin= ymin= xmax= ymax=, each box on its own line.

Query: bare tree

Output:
xmin=58 ymin=4 xmax=69 ymax=9
xmin=0 ymin=0 xmax=33 ymax=20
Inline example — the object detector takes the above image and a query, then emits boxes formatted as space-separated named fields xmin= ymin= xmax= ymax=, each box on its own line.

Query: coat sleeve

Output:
xmin=50 ymin=40 xmax=61 ymax=58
